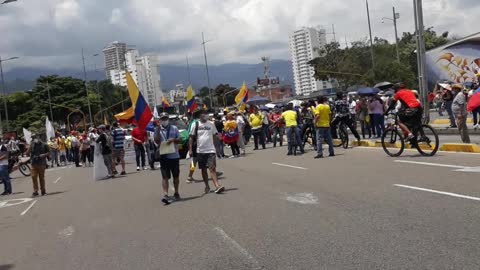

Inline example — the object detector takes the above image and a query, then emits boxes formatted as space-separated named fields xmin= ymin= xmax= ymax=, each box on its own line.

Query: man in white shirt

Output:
xmin=189 ymin=110 xmax=225 ymax=194
xmin=236 ymin=111 xmax=246 ymax=155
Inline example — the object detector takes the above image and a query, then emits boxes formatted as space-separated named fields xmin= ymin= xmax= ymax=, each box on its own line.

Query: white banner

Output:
xmin=23 ymin=128 xmax=32 ymax=144
xmin=45 ymin=117 xmax=55 ymax=140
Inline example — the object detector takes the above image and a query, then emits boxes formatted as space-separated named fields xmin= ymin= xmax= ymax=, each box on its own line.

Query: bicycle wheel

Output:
xmin=415 ymin=124 xmax=439 ymax=156
xmin=340 ymin=126 xmax=349 ymax=149
xmin=381 ymin=128 xmax=405 ymax=157
xmin=19 ymin=163 xmax=31 ymax=177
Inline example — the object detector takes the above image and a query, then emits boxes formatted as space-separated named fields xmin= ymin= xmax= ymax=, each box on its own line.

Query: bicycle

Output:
xmin=8 ymin=151 xmax=31 ymax=177
xmin=332 ymin=121 xmax=349 ymax=149
xmin=381 ymin=113 xmax=439 ymax=157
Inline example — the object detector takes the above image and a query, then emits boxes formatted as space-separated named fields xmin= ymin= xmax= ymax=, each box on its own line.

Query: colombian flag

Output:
xmin=186 ymin=85 xmax=197 ymax=113
xmin=126 ymin=72 xmax=152 ymax=131
xmin=235 ymin=81 xmax=248 ymax=111
xmin=161 ymin=96 xmax=170 ymax=109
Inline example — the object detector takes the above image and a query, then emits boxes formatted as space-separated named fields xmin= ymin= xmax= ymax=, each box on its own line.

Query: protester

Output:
xmin=261 ymin=108 xmax=272 ymax=143
xmin=186 ymin=112 xmax=199 ymax=183
xmin=356 ymin=97 xmax=371 ymax=139
xmin=249 ymin=106 xmax=266 ymax=150
xmin=301 ymin=101 xmax=316 ymax=149
xmin=451 ymin=84 xmax=470 ymax=143
xmin=214 ymin=115 xmax=225 ymax=158
xmin=269 ymin=107 xmax=284 ymax=148
xmin=96 ymin=125 xmax=114 ymax=178
xmin=71 ymin=132 xmax=80 ymax=167
xmin=88 ymin=128 xmax=98 ymax=163
xmin=48 ymin=137 xmax=60 ymax=168
xmin=235 ymin=111 xmax=246 ymax=155
xmin=282 ymin=103 xmax=304 ymax=155
xmin=154 ymin=113 xmax=182 ymax=201
xmin=28 ymin=134 xmax=49 ymax=196
xmin=80 ymin=133 xmax=92 ymax=167
xmin=349 ymin=97 xmax=357 ymax=130
xmin=369 ymin=96 xmax=385 ymax=138
xmin=57 ymin=135 xmax=67 ymax=166
xmin=131 ymin=125 xmax=147 ymax=171
xmin=223 ymin=112 xmax=240 ymax=157
xmin=314 ymin=96 xmax=335 ymax=159
xmin=441 ymin=84 xmax=456 ymax=128
xmin=189 ymin=110 xmax=225 ymax=194
xmin=0 ymin=142 xmax=11 ymax=195
xmin=147 ymin=121 xmax=159 ymax=170
xmin=65 ymin=134 xmax=72 ymax=162
xmin=331 ymin=92 xmax=361 ymax=144
xmin=111 ymin=122 xmax=126 ymax=175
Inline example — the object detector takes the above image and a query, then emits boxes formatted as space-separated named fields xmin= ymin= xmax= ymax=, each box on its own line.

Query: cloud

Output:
xmin=0 ymin=0 xmax=478 ymax=71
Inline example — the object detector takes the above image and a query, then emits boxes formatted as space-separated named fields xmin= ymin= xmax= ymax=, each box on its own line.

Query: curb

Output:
xmin=432 ymin=118 xmax=473 ymax=125
xmin=351 ymin=140 xmax=480 ymax=153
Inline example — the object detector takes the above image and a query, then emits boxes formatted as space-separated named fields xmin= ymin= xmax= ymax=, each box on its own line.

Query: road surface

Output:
xmin=1 ymin=145 xmax=480 ymax=269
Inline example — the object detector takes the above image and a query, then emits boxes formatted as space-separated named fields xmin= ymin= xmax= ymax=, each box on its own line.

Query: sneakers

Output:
xmin=120 ymin=171 xmax=126 ymax=176
xmin=204 ymin=186 xmax=211 ymax=194
xmin=186 ymin=177 xmax=194 ymax=184
xmin=143 ymin=167 xmax=148 ymax=170
xmin=216 ymin=171 xmax=224 ymax=177
xmin=1 ymin=191 xmax=11 ymax=196
xmin=32 ymin=192 xmax=39 ymax=197
xmin=173 ymin=193 xmax=181 ymax=201
xmin=329 ymin=153 xmax=335 ymax=157
xmin=474 ymin=124 xmax=479 ymax=130
xmin=41 ymin=191 xmax=47 ymax=196
xmin=161 ymin=195 xmax=171 ymax=205
xmin=136 ymin=166 xmax=140 ymax=171
xmin=314 ymin=155 xmax=323 ymax=159
xmin=215 ymin=186 xmax=225 ymax=194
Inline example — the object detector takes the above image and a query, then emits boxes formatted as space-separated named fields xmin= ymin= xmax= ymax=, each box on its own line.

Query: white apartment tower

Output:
xmin=289 ymin=27 xmax=332 ymax=95
xmin=102 ymin=41 xmax=128 ymax=80
xmin=105 ymin=44 xmax=163 ymax=109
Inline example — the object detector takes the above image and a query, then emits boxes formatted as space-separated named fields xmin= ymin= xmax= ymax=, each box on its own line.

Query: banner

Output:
xmin=45 ymin=117 xmax=55 ymax=140
xmin=23 ymin=128 xmax=32 ymax=144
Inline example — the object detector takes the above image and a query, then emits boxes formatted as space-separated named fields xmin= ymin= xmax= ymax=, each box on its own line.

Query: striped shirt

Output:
xmin=111 ymin=128 xmax=126 ymax=150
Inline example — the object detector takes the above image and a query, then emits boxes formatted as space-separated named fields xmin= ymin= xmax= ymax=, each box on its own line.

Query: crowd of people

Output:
xmin=1 ymin=79 xmax=476 ymax=200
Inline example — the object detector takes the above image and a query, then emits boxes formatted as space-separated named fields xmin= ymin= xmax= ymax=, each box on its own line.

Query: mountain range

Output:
xmin=2 ymin=59 xmax=294 ymax=93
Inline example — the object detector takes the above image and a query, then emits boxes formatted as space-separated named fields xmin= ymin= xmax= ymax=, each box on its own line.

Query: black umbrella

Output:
xmin=374 ymin=82 xmax=394 ymax=90
xmin=357 ymin=87 xmax=380 ymax=96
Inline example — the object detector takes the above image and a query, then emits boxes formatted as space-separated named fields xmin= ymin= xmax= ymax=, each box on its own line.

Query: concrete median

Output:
xmin=352 ymin=140 xmax=480 ymax=153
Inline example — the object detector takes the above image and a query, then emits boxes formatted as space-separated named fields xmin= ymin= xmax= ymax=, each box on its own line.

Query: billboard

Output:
xmin=426 ymin=32 xmax=480 ymax=87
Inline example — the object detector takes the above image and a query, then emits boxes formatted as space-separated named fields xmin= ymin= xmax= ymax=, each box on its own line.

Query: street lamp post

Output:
xmin=382 ymin=7 xmax=401 ymax=62
xmin=81 ymin=48 xmax=94 ymax=126
xmin=366 ymin=0 xmax=375 ymax=70
xmin=0 ymin=56 xmax=19 ymax=132
xmin=413 ymin=0 xmax=429 ymax=122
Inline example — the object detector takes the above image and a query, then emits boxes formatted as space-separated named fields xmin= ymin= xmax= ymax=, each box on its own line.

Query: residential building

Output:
xmin=289 ymin=27 xmax=332 ymax=95
xmin=102 ymin=41 xmax=128 ymax=80
xmin=168 ymin=84 xmax=186 ymax=103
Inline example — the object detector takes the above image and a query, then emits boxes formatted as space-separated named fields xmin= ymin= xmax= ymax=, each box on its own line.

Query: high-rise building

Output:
xmin=106 ymin=45 xmax=163 ymax=109
xmin=102 ymin=41 xmax=127 ymax=80
xmin=289 ymin=27 xmax=332 ymax=95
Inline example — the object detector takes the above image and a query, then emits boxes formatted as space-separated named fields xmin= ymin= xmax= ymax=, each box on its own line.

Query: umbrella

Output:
xmin=247 ymin=95 xmax=270 ymax=106
xmin=289 ymin=99 xmax=303 ymax=107
xmin=374 ymin=82 xmax=393 ymax=90
xmin=384 ymin=90 xmax=395 ymax=97
xmin=357 ymin=87 xmax=380 ymax=96
xmin=265 ymin=103 xmax=276 ymax=109
xmin=259 ymin=105 xmax=269 ymax=111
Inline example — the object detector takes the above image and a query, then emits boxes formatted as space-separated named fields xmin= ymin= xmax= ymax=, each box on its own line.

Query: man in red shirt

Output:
xmin=386 ymin=83 xmax=423 ymax=139
xmin=131 ymin=126 xmax=148 ymax=171
xmin=268 ymin=108 xmax=285 ymax=147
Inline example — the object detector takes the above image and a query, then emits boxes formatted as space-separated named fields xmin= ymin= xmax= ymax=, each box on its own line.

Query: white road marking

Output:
xmin=285 ymin=193 xmax=319 ymax=205
xmin=272 ymin=163 xmax=307 ymax=170
xmin=213 ymin=227 xmax=263 ymax=270
xmin=395 ymin=184 xmax=480 ymax=202
xmin=53 ymin=177 xmax=62 ymax=184
xmin=20 ymin=200 xmax=37 ymax=216
xmin=59 ymin=226 xmax=75 ymax=238
xmin=0 ymin=198 xmax=33 ymax=209
xmin=394 ymin=160 xmax=466 ymax=169
xmin=356 ymin=146 xmax=480 ymax=155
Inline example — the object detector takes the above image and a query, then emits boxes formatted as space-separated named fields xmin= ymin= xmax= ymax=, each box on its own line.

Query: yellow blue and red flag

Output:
xmin=186 ymin=85 xmax=197 ymax=113
xmin=161 ymin=96 xmax=170 ymax=109
xmin=126 ymin=72 xmax=152 ymax=131
xmin=235 ymin=81 xmax=248 ymax=111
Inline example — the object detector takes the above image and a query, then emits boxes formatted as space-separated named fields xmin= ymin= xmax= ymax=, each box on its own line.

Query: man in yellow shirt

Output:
xmin=282 ymin=103 xmax=304 ymax=155
xmin=314 ymin=96 xmax=334 ymax=159
xmin=249 ymin=106 xmax=266 ymax=150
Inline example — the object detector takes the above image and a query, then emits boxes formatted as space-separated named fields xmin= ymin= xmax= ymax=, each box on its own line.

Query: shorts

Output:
xmin=197 ymin=153 xmax=216 ymax=170
xmin=399 ymin=107 xmax=423 ymax=129
xmin=112 ymin=149 xmax=125 ymax=160
xmin=160 ymin=158 xmax=180 ymax=179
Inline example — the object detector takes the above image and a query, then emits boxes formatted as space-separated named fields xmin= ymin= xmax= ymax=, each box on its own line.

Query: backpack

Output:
xmin=104 ymin=133 xmax=113 ymax=151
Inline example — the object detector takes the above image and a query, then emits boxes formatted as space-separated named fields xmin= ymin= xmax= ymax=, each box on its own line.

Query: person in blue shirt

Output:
xmin=154 ymin=113 xmax=182 ymax=202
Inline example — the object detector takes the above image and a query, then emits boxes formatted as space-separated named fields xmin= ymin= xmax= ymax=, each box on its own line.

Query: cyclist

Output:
xmin=385 ymin=83 xmax=423 ymax=140
xmin=282 ymin=103 xmax=304 ymax=155
xmin=331 ymin=92 xmax=361 ymax=144
xmin=301 ymin=100 xmax=317 ymax=149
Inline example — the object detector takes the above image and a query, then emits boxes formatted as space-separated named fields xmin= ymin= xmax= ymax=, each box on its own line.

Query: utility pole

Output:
xmin=186 ymin=56 xmax=191 ymax=86
xmin=393 ymin=6 xmax=400 ymax=62
xmin=82 ymin=48 xmax=94 ymax=125
xmin=46 ymin=81 xmax=54 ymax=122
xmin=0 ymin=57 xmax=8 ymax=131
xmin=413 ymin=0 xmax=429 ymax=122
xmin=331 ymin=24 xmax=336 ymax=42
xmin=202 ymin=32 xmax=213 ymax=109
xmin=366 ymin=0 xmax=375 ymax=70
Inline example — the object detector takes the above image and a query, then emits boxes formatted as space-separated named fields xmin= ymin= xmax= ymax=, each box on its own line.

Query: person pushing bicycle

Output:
xmin=385 ymin=83 xmax=423 ymax=141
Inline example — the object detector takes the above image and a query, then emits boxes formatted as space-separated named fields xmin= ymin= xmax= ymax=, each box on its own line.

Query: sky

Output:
xmin=0 ymin=0 xmax=478 ymax=71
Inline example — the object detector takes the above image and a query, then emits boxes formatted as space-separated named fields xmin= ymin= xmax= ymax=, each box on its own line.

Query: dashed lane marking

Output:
xmin=272 ymin=163 xmax=307 ymax=170
xmin=20 ymin=200 xmax=37 ymax=216
xmin=395 ymin=184 xmax=480 ymax=202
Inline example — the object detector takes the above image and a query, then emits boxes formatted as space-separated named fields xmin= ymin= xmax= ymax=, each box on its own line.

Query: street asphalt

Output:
xmin=1 ymin=144 xmax=480 ymax=270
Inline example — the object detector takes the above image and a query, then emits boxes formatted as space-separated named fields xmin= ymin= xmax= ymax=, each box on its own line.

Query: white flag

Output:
xmin=23 ymin=128 xmax=32 ymax=144
xmin=153 ymin=106 xmax=159 ymax=119
xmin=45 ymin=117 xmax=55 ymax=140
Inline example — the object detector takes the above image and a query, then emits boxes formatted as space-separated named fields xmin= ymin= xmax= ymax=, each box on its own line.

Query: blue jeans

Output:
xmin=316 ymin=128 xmax=334 ymax=157
xmin=134 ymin=144 xmax=146 ymax=167
xmin=372 ymin=114 xmax=385 ymax=137
xmin=0 ymin=165 xmax=11 ymax=193
xmin=286 ymin=126 xmax=304 ymax=154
